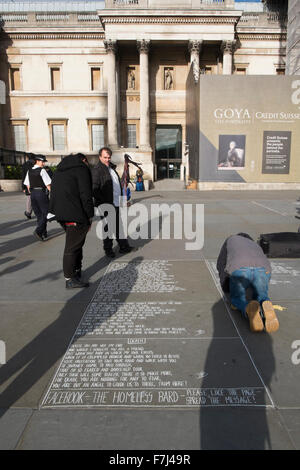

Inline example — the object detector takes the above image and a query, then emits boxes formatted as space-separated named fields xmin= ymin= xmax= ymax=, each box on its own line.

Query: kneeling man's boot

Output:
xmin=246 ymin=300 xmax=264 ymax=332
xmin=262 ymin=301 xmax=279 ymax=333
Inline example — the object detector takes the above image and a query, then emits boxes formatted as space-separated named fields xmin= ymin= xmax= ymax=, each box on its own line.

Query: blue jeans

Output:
xmin=230 ymin=267 xmax=271 ymax=316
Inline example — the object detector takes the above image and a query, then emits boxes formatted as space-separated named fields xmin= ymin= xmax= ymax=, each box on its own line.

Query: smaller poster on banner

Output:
xmin=262 ymin=131 xmax=291 ymax=174
xmin=217 ymin=135 xmax=246 ymax=170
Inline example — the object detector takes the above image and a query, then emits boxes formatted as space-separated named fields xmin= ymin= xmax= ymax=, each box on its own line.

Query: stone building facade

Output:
xmin=0 ymin=0 xmax=288 ymax=181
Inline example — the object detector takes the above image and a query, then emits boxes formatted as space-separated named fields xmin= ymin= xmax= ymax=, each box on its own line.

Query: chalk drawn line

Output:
xmin=205 ymin=260 xmax=275 ymax=409
xmin=41 ymin=259 xmax=274 ymax=409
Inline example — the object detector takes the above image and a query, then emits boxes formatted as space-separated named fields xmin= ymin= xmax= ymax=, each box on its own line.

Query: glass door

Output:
xmin=155 ymin=125 xmax=182 ymax=179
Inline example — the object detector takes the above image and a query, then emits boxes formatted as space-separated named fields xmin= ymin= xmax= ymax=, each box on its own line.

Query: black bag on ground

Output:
xmin=258 ymin=232 xmax=300 ymax=258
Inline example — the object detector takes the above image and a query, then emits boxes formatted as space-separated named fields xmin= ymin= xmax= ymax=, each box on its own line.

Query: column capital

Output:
xmin=104 ymin=39 xmax=117 ymax=53
xmin=221 ymin=40 xmax=236 ymax=54
xmin=188 ymin=40 xmax=203 ymax=54
xmin=137 ymin=39 xmax=150 ymax=54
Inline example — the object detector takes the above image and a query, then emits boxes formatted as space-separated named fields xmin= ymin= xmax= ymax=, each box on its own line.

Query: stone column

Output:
xmin=137 ymin=39 xmax=150 ymax=149
xmin=104 ymin=40 xmax=118 ymax=147
xmin=188 ymin=40 xmax=202 ymax=83
xmin=221 ymin=40 xmax=235 ymax=75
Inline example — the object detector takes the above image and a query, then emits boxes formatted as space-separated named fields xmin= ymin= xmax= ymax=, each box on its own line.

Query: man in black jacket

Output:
xmin=92 ymin=147 xmax=132 ymax=258
xmin=49 ymin=153 xmax=94 ymax=289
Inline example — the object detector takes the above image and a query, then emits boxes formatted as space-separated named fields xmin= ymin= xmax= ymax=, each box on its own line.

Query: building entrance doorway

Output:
xmin=155 ymin=125 xmax=182 ymax=179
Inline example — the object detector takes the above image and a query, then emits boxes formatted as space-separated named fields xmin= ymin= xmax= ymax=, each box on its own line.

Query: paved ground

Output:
xmin=0 ymin=189 xmax=300 ymax=450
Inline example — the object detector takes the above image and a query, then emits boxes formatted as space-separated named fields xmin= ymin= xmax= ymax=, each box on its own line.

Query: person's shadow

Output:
xmin=200 ymin=299 xmax=275 ymax=450
xmin=0 ymin=257 xmax=144 ymax=418
xmin=0 ymin=212 xmax=164 ymax=418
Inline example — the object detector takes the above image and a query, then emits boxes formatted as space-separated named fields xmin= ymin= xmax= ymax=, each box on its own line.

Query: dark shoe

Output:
xmin=34 ymin=231 xmax=44 ymax=241
xmin=25 ymin=211 xmax=32 ymax=220
xmin=42 ymin=232 xmax=48 ymax=240
xmin=119 ymin=245 xmax=132 ymax=254
xmin=75 ymin=269 xmax=82 ymax=280
xmin=66 ymin=278 xmax=89 ymax=289
xmin=105 ymin=250 xmax=115 ymax=258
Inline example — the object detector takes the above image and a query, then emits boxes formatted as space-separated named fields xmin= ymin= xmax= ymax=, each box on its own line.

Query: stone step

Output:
xmin=152 ymin=179 xmax=186 ymax=191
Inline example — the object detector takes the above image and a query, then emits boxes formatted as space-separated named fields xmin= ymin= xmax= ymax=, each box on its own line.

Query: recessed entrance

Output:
xmin=155 ymin=125 xmax=182 ymax=180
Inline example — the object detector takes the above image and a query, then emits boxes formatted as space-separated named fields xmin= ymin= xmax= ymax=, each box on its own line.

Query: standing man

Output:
xmin=22 ymin=153 xmax=35 ymax=219
xmin=92 ymin=147 xmax=132 ymax=258
xmin=217 ymin=233 xmax=279 ymax=333
xmin=24 ymin=154 xmax=51 ymax=240
xmin=49 ymin=153 xmax=94 ymax=289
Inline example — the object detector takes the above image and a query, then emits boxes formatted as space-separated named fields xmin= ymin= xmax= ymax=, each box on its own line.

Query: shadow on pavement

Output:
xmin=0 ymin=260 xmax=34 ymax=278
xmin=0 ymin=219 xmax=36 ymax=236
xmin=200 ymin=299 xmax=275 ymax=450
xmin=0 ymin=257 xmax=143 ymax=418
xmin=0 ymin=229 xmax=64 ymax=257
xmin=0 ymin=208 xmax=160 ymax=419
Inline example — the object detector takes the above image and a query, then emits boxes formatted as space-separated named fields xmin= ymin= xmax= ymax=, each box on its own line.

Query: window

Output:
xmin=122 ymin=120 xmax=139 ymax=148
xmin=11 ymin=120 xmax=28 ymax=151
xmin=91 ymin=124 xmax=105 ymax=151
xmin=205 ymin=67 xmax=213 ymax=75
xmin=235 ymin=67 xmax=246 ymax=75
xmin=127 ymin=124 xmax=137 ymax=148
xmin=91 ymin=67 xmax=101 ymax=91
xmin=13 ymin=125 xmax=26 ymax=151
xmin=48 ymin=119 xmax=67 ymax=151
xmin=87 ymin=120 xmax=106 ymax=151
xmin=276 ymin=68 xmax=285 ymax=75
xmin=89 ymin=64 xmax=103 ymax=91
xmin=50 ymin=67 xmax=61 ymax=91
xmin=10 ymin=67 xmax=21 ymax=91
xmin=52 ymin=124 xmax=65 ymax=150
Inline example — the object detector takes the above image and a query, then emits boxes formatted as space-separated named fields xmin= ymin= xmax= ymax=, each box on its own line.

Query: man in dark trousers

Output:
xmin=217 ymin=233 xmax=279 ymax=333
xmin=49 ymin=153 xmax=94 ymax=289
xmin=92 ymin=147 xmax=132 ymax=258
xmin=22 ymin=153 xmax=35 ymax=219
xmin=24 ymin=154 xmax=51 ymax=240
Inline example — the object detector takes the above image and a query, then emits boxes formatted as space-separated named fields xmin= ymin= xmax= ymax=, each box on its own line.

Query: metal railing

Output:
xmin=0 ymin=148 xmax=28 ymax=165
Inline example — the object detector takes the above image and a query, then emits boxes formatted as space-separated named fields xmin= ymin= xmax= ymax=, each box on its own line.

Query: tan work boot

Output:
xmin=262 ymin=301 xmax=279 ymax=333
xmin=246 ymin=300 xmax=264 ymax=332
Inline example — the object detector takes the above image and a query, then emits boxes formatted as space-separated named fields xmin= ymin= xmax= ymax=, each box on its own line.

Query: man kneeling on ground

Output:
xmin=217 ymin=232 xmax=279 ymax=333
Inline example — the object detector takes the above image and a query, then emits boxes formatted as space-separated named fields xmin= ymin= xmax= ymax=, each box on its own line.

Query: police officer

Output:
xmin=24 ymin=155 xmax=51 ymax=241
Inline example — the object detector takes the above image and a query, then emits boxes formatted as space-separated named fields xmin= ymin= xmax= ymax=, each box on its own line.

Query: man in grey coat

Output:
xmin=217 ymin=233 xmax=279 ymax=333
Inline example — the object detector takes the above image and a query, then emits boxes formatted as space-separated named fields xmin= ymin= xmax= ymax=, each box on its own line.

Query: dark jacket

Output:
xmin=92 ymin=160 xmax=122 ymax=206
xmin=49 ymin=154 xmax=94 ymax=224
xmin=217 ymin=235 xmax=272 ymax=293
xmin=22 ymin=159 xmax=34 ymax=194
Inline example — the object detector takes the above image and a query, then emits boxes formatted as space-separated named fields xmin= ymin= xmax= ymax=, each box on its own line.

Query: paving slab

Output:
xmin=1 ymin=190 xmax=300 ymax=450
xmin=16 ymin=407 xmax=294 ymax=450
xmin=278 ymin=409 xmax=300 ymax=449
xmin=0 ymin=408 xmax=33 ymax=450
xmin=207 ymin=261 xmax=300 ymax=409
xmin=40 ymin=260 xmax=271 ymax=410
xmin=0 ymin=300 xmax=92 ymax=408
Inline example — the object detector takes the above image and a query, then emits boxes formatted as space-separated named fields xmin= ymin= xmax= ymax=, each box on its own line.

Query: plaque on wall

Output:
xmin=262 ymin=131 xmax=291 ymax=174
